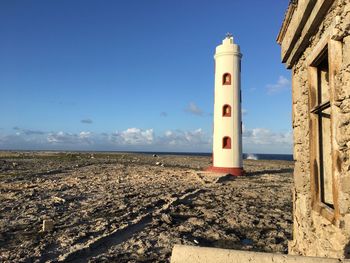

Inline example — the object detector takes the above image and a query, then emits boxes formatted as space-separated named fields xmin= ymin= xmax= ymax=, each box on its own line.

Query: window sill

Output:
xmin=313 ymin=201 xmax=336 ymax=223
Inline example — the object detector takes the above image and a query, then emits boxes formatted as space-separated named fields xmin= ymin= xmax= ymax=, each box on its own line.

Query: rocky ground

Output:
xmin=0 ymin=151 xmax=294 ymax=263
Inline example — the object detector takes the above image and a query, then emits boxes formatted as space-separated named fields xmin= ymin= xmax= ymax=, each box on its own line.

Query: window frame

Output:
xmin=307 ymin=34 xmax=342 ymax=223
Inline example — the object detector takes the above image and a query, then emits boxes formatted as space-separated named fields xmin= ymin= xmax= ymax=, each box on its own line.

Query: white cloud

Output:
xmin=165 ymin=130 xmax=172 ymax=137
xmin=185 ymin=102 xmax=204 ymax=116
xmin=46 ymin=131 xmax=93 ymax=145
xmin=79 ymin=131 xmax=92 ymax=139
xmin=0 ymin=133 xmax=48 ymax=150
xmin=159 ymin=128 xmax=210 ymax=147
xmin=0 ymin=126 xmax=292 ymax=154
xmin=47 ymin=131 xmax=78 ymax=144
xmin=111 ymin=128 xmax=154 ymax=145
xmin=242 ymin=125 xmax=293 ymax=153
xmin=266 ymin=76 xmax=290 ymax=94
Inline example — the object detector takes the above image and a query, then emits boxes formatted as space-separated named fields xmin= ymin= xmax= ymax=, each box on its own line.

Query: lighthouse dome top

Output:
xmin=215 ymin=33 xmax=241 ymax=57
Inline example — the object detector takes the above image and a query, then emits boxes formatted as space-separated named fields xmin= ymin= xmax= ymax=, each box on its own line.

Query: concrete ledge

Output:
xmin=171 ymin=245 xmax=350 ymax=263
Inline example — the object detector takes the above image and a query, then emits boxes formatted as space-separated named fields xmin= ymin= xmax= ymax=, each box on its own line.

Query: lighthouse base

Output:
xmin=205 ymin=166 xmax=244 ymax=176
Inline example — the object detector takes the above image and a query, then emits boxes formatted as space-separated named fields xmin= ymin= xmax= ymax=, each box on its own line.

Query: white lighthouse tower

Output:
xmin=208 ymin=33 xmax=243 ymax=176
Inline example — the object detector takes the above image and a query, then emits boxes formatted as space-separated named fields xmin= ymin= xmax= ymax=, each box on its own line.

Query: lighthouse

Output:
xmin=208 ymin=33 xmax=243 ymax=176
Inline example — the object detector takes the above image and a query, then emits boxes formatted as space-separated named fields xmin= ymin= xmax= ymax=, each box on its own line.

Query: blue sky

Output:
xmin=0 ymin=0 xmax=292 ymax=154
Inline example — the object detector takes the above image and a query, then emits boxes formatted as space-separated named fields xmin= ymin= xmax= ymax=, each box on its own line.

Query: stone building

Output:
xmin=277 ymin=0 xmax=350 ymax=258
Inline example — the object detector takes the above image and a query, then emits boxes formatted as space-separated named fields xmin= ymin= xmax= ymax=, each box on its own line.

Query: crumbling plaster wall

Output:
xmin=289 ymin=0 xmax=350 ymax=258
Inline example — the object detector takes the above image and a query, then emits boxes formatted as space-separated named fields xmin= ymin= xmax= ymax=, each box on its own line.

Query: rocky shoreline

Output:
xmin=0 ymin=152 xmax=293 ymax=262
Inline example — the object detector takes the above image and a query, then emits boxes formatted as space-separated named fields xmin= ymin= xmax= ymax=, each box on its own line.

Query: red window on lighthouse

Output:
xmin=223 ymin=105 xmax=231 ymax=117
xmin=222 ymin=137 xmax=231 ymax=149
xmin=222 ymin=73 xmax=231 ymax=85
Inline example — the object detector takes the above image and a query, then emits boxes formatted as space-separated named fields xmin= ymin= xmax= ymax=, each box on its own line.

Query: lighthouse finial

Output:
xmin=225 ymin=32 xmax=233 ymax=38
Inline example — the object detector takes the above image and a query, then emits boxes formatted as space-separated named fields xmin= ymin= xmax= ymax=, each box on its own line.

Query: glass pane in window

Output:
xmin=320 ymin=106 xmax=333 ymax=206
xmin=320 ymin=69 xmax=329 ymax=103
xmin=317 ymin=53 xmax=329 ymax=104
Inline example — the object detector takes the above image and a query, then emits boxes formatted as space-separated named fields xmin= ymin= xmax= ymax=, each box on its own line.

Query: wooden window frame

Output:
xmin=307 ymin=34 xmax=342 ymax=223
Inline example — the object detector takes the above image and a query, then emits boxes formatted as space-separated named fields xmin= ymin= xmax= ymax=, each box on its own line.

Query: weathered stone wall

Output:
xmin=288 ymin=0 xmax=350 ymax=258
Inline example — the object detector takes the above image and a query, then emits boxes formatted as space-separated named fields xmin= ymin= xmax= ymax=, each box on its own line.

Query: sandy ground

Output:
xmin=0 ymin=152 xmax=294 ymax=262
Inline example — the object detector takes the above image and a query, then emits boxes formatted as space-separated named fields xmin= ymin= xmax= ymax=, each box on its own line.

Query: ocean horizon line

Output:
xmin=0 ymin=149 xmax=294 ymax=161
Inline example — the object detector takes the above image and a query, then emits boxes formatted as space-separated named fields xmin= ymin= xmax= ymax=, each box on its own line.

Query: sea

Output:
xmin=137 ymin=152 xmax=294 ymax=161
xmin=5 ymin=150 xmax=293 ymax=162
